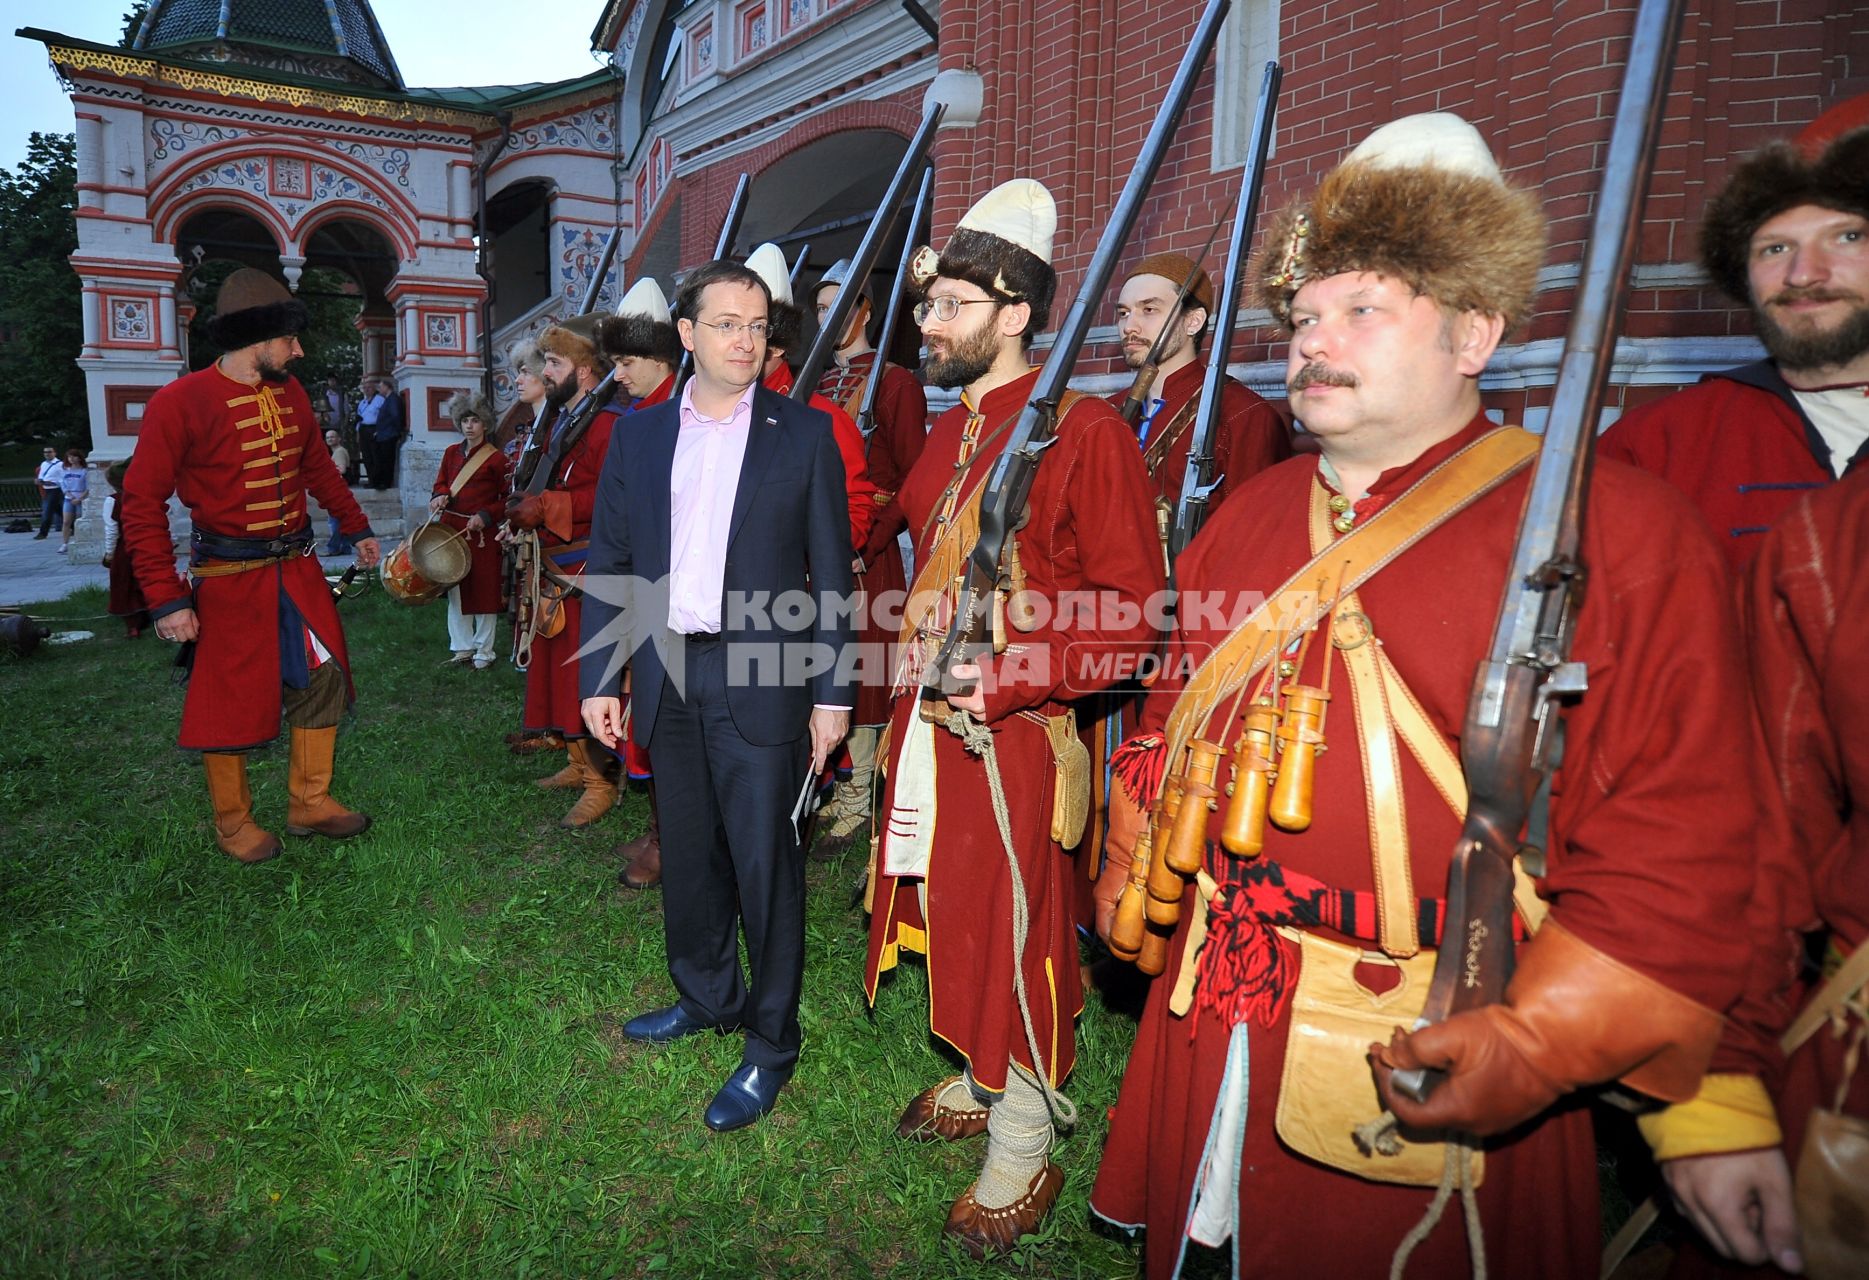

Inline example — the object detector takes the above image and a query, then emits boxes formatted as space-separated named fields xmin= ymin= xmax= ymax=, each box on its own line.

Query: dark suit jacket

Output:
xmin=579 ymin=383 xmax=856 ymax=748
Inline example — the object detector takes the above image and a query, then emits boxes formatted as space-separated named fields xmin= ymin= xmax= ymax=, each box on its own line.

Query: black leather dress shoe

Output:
xmin=622 ymin=1004 xmax=712 ymax=1043
xmin=704 ymin=1063 xmax=792 ymax=1132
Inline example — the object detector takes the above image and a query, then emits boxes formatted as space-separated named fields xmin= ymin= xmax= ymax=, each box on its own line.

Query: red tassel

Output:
xmin=1109 ymin=734 xmax=1166 ymax=807
xmin=1193 ymin=890 xmax=1297 ymax=1031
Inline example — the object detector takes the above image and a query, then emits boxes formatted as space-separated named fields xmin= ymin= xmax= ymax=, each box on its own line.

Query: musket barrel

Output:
xmin=1392 ymin=0 xmax=1691 ymax=1106
xmin=923 ymin=0 xmax=1234 ymax=700
xmin=856 ymin=167 xmax=936 ymax=437
xmin=793 ymin=102 xmax=946 ymax=401
xmin=1170 ymin=60 xmax=1283 ymax=568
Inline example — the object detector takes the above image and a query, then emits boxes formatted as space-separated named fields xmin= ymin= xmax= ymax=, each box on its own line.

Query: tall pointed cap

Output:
xmin=745 ymin=243 xmax=793 ymax=305
xmin=615 ymin=277 xmax=672 ymax=323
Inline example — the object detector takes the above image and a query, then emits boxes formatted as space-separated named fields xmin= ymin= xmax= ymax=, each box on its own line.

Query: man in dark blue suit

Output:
xmin=579 ymin=259 xmax=855 ymax=1131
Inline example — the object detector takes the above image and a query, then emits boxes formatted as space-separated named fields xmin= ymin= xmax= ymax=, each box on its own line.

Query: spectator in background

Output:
xmin=101 ymin=460 xmax=149 ymax=639
xmin=323 ymin=429 xmax=353 ymax=555
xmin=34 ymin=446 xmax=62 ymax=539
xmin=369 ymin=377 xmax=405 ymax=490
xmin=355 ymin=379 xmax=385 ymax=486
xmin=57 ymin=449 xmax=87 ymax=554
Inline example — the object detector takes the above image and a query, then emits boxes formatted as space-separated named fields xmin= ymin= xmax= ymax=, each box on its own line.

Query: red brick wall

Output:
xmin=930 ymin=0 xmax=1853 ymax=384
xmin=638 ymin=0 xmax=1858 ymax=402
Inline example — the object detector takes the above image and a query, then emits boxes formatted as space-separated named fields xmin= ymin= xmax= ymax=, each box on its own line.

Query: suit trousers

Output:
xmin=652 ymin=634 xmax=809 ymax=1070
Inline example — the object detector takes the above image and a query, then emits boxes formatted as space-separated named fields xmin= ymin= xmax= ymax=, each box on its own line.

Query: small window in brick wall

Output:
xmin=1213 ymin=0 xmax=1280 ymax=171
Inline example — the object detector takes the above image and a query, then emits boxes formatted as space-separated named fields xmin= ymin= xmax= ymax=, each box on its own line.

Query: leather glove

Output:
xmin=505 ymin=493 xmax=545 ymax=530
xmin=1093 ymin=783 xmax=1147 ymax=943
xmin=1370 ymin=920 xmax=1723 ymax=1137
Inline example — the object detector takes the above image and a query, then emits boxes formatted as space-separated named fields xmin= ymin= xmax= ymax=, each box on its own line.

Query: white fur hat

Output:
xmin=956 ymin=178 xmax=1057 ymax=263
xmin=1344 ymin=111 xmax=1502 ymax=180
xmin=615 ymin=277 xmax=672 ymax=323
xmin=745 ymin=242 xmax=793 ymax=305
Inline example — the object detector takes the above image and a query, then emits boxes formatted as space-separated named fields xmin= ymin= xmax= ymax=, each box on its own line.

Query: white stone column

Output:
xmin=158 ymin=289 xmax=179 ymax=358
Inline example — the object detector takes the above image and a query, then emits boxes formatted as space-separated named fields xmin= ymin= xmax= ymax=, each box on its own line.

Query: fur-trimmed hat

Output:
xmin=538 ymin=314 xmax=604 ymax=373
xmin=446 ymin=392 xmax=496 ymax=429
xmin=910 ymin=179 xmax=1059 ymax=333
xmin=1128 ymin=252 xmax=1214 ymax=314
xmin=1253 ymin=113 xmax=1546 ymax=332
xmin=1699 ymin=127 xmax=1869 ymax=306
xmin=745 ymin=243 xmax=804 ymax=355
xmin=206 ymin=267 xmax=309 ymax=350
xmin=596 ymin=278 xmax=681 ymax=366
xmin=507 ymin=338 xmax=544 ymax=377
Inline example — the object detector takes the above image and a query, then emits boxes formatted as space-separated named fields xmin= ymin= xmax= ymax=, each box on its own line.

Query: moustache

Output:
xmin=1290 ymin=362 xmax=1358 ymax=392
xmin=1768 ymin=286 xmax=1862 ymax=308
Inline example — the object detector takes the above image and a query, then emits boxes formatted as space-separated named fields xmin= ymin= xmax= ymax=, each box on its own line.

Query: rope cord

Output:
xmin=941 ymin=707 xmax=1078 ymax=1131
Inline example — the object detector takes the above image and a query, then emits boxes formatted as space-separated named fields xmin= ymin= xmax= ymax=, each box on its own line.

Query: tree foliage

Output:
xmin=0 ymin=133 xmax=85 ymax=450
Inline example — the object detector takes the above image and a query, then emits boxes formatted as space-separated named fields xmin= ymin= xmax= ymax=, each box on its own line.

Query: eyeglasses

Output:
xmin=693 ymin=319 xmax=770 ymax=340
xmin=913 ymin=296 xmax=996 ymax=325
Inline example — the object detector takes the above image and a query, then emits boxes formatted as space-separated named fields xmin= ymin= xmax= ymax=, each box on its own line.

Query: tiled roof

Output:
xmin=131 ymin=0 xmax=404 ymax=89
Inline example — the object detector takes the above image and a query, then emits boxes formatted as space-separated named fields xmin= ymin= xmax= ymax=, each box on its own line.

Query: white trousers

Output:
xmin=445 ymin=586 xmax=496 ymax=660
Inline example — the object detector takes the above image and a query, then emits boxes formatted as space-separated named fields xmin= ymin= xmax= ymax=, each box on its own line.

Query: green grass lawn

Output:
xmin=1 ymin=587 xmax=1146 ymax=1278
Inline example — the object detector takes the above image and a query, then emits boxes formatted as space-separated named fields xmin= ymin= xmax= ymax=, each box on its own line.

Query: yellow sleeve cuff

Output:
xmin=1637 ymin=1073 xmax=1782 ymax=1162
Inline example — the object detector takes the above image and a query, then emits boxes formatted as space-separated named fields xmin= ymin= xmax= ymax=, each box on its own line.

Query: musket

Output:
xmin=854 ymin=167 xmax=935 ymax=440
xmin=1389 ymin=0 xmax=1689 ymax=1105
xmin=1168 ymin=61 xmax=1283 ymax=568
xmin=792 ymin=101 xmax=946 ymax=402
xmin=789 ymin=242 xmax=812 ymax=292
xmin=512 ymin=224 xmax=623 ymax=493
xmin=673 ymin=172 xmax=752 ymax=394
xmin=921 ymin=0 xmax=1233 ymax=706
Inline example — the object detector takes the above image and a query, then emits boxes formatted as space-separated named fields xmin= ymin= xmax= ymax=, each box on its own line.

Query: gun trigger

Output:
xmin=1194 ymin=473 xmax=1225 ymax=499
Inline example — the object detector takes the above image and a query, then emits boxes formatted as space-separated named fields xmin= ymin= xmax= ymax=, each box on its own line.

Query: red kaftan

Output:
xmin=817 ymin=350 xmax=930 ymax=725
xmin=1743 ymin=466 xmax=1869 ymax=1193
xmin=1090 ymin=414 xmax=1770 ymax=1279
xmin=1105 ymin=359 xmax=1291 ymax=512
xmin=864 ymin=369 xmax=1163 ymax=1093
xmin=523 ymin=400 xmax=620 ymax=738
xmin=122 ymin=365 xmax=371 ymax=751
xmin=1599 ymin=364 xmax=1833 ymax=571
xmin=431 ymin=442 xmax=511 ymax=615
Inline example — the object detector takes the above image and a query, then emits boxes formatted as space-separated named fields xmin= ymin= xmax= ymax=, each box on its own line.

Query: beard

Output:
xmin=922 ymin=315 xmax=1002 ymax=389
xmin=1121 ymin=325 xmax=1187 ymax=371
xmin=542 ymin=372 xmax=579 ymax=408
xmin=257 ymin=357 xmax=291 ymax=381
xmin=1754 ymin=289 xmax=1869 ymax=372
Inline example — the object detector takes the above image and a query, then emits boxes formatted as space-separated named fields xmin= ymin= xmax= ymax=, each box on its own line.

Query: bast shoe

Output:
xmin=704 ymin=1063 xmax=792 ymax=1133
xmin=896 ymin=1077 xmax=991 ymax=1142
xmin=942 ymin=1163 xmax=1065 ymax=1259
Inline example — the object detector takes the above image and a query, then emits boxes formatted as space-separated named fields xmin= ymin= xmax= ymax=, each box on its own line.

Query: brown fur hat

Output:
xmin=207 ymin=267 xmax=310 ymax=350
xmin=1254 ymin=114 xmax=1545 ymax=333
xmin=537 ymin=314 xmax=604 ymax=374
xmin=1699 ymin=128 xmax=1869 ymax=305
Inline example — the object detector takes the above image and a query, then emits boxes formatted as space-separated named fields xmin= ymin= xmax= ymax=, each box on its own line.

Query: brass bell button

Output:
xmin=1332 ymin=514 xmax=1356 ymax=534
xmin=1327 ymin=494 xmax=1351 ymax=514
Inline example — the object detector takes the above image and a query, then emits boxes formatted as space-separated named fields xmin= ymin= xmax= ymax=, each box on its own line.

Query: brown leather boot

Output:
xmin=615 ymin=784 xmax=661 ymax=888
xmin=202 ymin=753 xmax=282 ymax=863
xmin=284 ymin=726 xmax=372 ymax=838
xmin=534 ymin=750 xmax=580 ymax=790
xmin=560 ymin=740 xmax=617 ymax=828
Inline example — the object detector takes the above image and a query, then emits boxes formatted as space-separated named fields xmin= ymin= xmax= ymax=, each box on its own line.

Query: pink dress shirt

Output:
xmin=667 ymin=381 xmax=755 ymax=635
